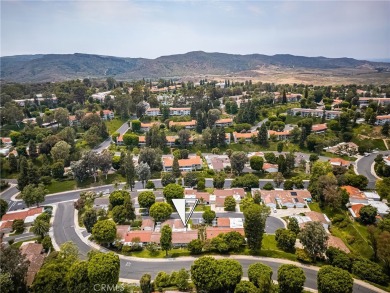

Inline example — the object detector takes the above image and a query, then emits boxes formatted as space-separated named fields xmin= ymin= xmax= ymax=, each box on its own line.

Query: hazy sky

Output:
xmin=1 ymin=0 xmax=389 ymax=60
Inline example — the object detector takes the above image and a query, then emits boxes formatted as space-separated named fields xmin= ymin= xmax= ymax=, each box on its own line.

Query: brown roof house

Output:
xmin=20 ymin=243 xmax=46 ymax=287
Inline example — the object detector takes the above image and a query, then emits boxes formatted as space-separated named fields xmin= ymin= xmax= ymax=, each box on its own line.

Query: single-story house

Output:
xmin=341 ymin=186 xmax=368 ymax=204
xmin=263 ymin=163 xmax=278 ymax=173
xmin=205 ymin=155 xmax=231 ymax=171
xmin=258 ymin=190 xmax=312 ymax=208
xmin=268 ymin=130 xmax=291 ymax=140
xmin=169 ymin=120 xmax=196 ymax=130
xmin=311 ymin=124 xmax=328 ymax=133
xmin=232 ymin=131 xmax=258 ymax=143
xmin=162 ymin=155 xmax=202 ymax=172
xmin=329 ymin=158 xmax=352 ymax=167
xmin=215 ymin=118 xmax=233 ymax=127
xmin=20 ymin=243 xmax=46 ymax=287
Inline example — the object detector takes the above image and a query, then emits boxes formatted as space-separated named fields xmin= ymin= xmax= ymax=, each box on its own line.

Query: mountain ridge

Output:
xmin=1 ymin=51 xmax=389 ymax=83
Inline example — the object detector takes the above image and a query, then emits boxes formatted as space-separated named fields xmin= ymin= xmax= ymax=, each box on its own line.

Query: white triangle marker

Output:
xmin=172 ymin=198 xmax=199 ymax=227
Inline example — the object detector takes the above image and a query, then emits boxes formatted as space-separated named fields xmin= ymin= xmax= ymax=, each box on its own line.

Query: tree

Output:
xmin=188 ymin=239 xmax=204 ymax=255
xmin=163 ymin=183 xmax=184 ymax=205
xmin=21 ymin=183 xmax=48 ymax=207
xmin=123 ymin=133 xmax=139 ymax=147
xmin=91 ymin=219 xmax=117 ymax=246
xmin=213 ymin=172 xmax=226 ymax=188
xmin=298 ymin=221 xmax=328 ymax=260
xmin=12 ymin=219 xmax=24 ymax=234
xmin=288 ymin=217 xmax=300 ymax=234
xmin=248 ymin=262 xmax=273 ymax=291
xmin=109 ymin=190 xmax=127 ymax=207
xmin=2 ymin=102 xmax=23 ymax=126
xmin=177 ymin=129 xmax=191 ymax=148
xmin=263 ymin=182 xmax=274 ymax=190
xmin=54 ymin=107 xmax=69 ymax=127
xmin=99 ymin=150 xmax=112 ymax=179
xmin=136 ymin=162 xmax=151 ymax=188
xmin=273 ymin=172 xmax=285 ymax=188
xmin=31 ymin=218 xmax=50 ymax=238
xmin=284 ymin=179 xmax=294 ymax=190
xmin=67 ymin=261 xmax=91 ymax=293
xmin=122 ymin=152 xmax=136 ymax=191
xmin=377 ymin=231 xmax=390 ymax=274
xmin=275 ymin=228 xmax=296 ymax=252
xmin=0 ymin=244 xmax=29 ymax=292
xmin=277 ymin=142 xmax=284 ymax=153
xmin=326 ymin=247 xmax=352 ymax=271
xmin=17 ymin=156 xmax=29 ymax=191
xmin=234 ymin=280 xmax=258 ymax=293
xmin=160 ymin=224 xmax=172 ymax=256
xmin=28 ymin=139 xmax=38 ymax=158
xmin=359 ymin=205 xmax=377 ymax=225
xmin=244 ymin=204 xmax=270 ymax=252
xmin=230 ymin=151 xmax=248 ymax=175
xmin=31 ymin=260 xmax=68 ymax=292
xmin=88 ymin=252 xmax=120 ymax=287
xmin=161 ymin=172 xmax=176 ymax=186
xmin=382 ymin=121 xmax=390 ymax=136
xmin=191 ymin=256 xmax=219 ymax=292
xmin=58 ymin=241 xmax=79 ymax=265
xmin=50 ymin=140 xmax=71 ymax=163
xmin=216 ymin=259 xmax=243 ymax=292
xmin=0 ymin=199 xmax=8 ymax=218
xmin=184 ymin=171 xmax=198 ymax=187
xmin=149 ymin=202 xmax=173 ymax=222
xmin=317 ymin=265 xmax=353 ymax=293
xmin=258 ymin=123 xmax=268 ymax=146
xmin=224 ymin=196 xmax=236 ymax=211
xmin=51 ymin=161 xmax=65 ymax=178
xmin=8 ymin=153 xmax=18 ymax=173
xmin=352 ymin=258 xmax=388 ymax=285
xmin=138 ymin=191 xmax=156 ymax=210
xmin=376 ymin=177 xmax=390 ymax=200
xmin=277 ymin=264 xmax=306 ymax=293
xmin=140 ymin=273 xmax=152 ymax=293
xmin=202 ymin=209 xmax=216 ymax=224
xmin=172 ymin=156 xmax=181 ymax=178
xmin=111 ymin=205 xmax=128 ymax=224
xmin=240 ymin=197 xmax=254 ymax=212
xmin=176 ymin=268 xmax=190 ymax=291
xmin=250 ymin=156 xmax=264 ymax=172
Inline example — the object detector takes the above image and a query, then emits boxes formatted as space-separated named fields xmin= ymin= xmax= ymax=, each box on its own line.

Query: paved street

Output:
xmin=93 ymin=121 xmax=130 ymax=153
xmin=53 ymin=202 xmax=378 ymax=292
xmin=355 ymin=151 xmax=388 ymax=189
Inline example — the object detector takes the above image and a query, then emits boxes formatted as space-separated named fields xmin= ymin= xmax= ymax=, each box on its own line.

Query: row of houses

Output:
xmin=289 ymin=108 xmax=342 ymax=119
xmin=145 ymin=107 xmax=191 ymax=116
xmin=252 ymin=189 xmax=312 ymax=209
xmin=69 ymin=110 xmax=114 ymax=126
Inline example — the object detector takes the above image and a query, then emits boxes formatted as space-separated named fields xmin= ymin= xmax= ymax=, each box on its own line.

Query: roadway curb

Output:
xmin=370 ymin=162 xmax=382 ymax=181
xmin=0 ymin=183 xmax=17 ymax=196
xmin=49 ymin=205 xmax=61 ymax=251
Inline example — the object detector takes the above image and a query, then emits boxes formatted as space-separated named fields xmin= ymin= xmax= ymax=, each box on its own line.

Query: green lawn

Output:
xmin=130 ymin=248 xmax=191 ymax=258
xmin=106 ymin=118 xmax=127 ymax=135
xmin=11 ymin=237 xmax=39 ymax=249
xmin=46 ymin=173 xmax=126 ymax=194
xmin=285 ymin=115 xmax=322 ymax=125
xmin=46 ymin=180 xmax=77 ymax=193
xmin=259 ymin=235 xmax=297 ymax=261
xmin=308 ymin=202 xmax=322 ymax=213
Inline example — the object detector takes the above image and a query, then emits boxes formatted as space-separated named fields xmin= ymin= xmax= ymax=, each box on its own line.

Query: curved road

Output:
xmin=356 ymin=151 xmax=388 ymax=189
xmin=53 ymin=202 xmax=381 ymax=293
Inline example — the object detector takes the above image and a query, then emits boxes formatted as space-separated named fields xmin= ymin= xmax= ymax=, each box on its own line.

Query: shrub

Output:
xmin=325 ymin=248 xmax=352 ymax=271
xmin=352 ymin=258 xmax=388 ymax=285
xmin=188 ymin=239 xmax=203 ymax=255
xmin=296 ymin=248 xmax=312 ymax=263
xmin=145 ymin=181 xmax=155 ymax=189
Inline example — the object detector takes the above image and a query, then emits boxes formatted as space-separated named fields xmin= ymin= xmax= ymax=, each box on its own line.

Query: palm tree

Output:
xmin=31 ymin=219 xmax=49 ymax=239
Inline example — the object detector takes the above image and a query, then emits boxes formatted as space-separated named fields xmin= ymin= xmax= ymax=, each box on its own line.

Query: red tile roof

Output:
xmin=327 ymin=235 xmax=350 ymax=254
xmin=123 ymin=231 xmax=152 ymax=243
xmin=341 ymin=186 xmax=366 ymax=200
xmin=206 ymin=227 xmax=245 ymax=239
xmin=1 ymin=208 xmax=43 ymax=222
xmin=163 ymin=156 xmax=202 ymax=168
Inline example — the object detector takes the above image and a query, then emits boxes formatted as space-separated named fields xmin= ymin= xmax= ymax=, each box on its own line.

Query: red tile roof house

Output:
xmin=375 ymin=115 xmax=390 ymax=126
xmin=311 ymin=124 xmax=328 ymax=133
xmin=329 ymin=158 xmax=352 ymax=167
xmin=20 ymin=243 xmax=46 ymax=287
xmin=1 ymin=207 xmax=43 ymax=227
xmin=162 ymin=155 xmax=202 ymax=172
xmin=348 ymin=203 xmax=365 ymax=219
xmin=232 ymin=131 xmax=258 ymax=143
xmin=169 ymin=120 xmax=196 ymax=130
xmin=258 ymin=190 xmax=312 ymax=208
xmin=341 ymin=186 xmax=368 ymax=204
xmin=1 ymin=137 xmax=12 ymax=146
xmin=262 ymin=163 xmax=278 ymax=173
xmin=184 ymin=189 xmax=211 ymax=204
xmin=268 ymin=130 xmax=291 ymax=140
xmin=0 ymin=220 xmax=13 ymax=233
xmin=214 ymin=188 xmax=246 ymax=201
xmin=327 ymin=235 xmax=350 ymax=254
xmin=206 ymin=227 xmax=245 ymax=239
xmin=140 ymin=122 xmax=160 ymax=132
xmin=215 ymin=118 xmax=233 ymax=127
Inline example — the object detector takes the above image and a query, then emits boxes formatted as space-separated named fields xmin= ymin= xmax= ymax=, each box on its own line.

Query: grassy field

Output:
xmin=11 ymin=237 xmax=39 ymax=249
xmin=46 ymin=173 xmax=126 ymax=194
xmin=259 ymin=235 xmax=297 ymax=261
xmin=106 ymin=118 xmax=127 ymax=135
